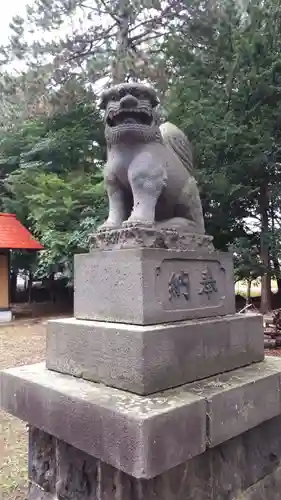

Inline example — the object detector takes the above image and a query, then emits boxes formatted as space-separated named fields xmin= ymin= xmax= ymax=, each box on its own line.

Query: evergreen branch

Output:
xmin=98 ymin=0 xmax=120 ymax=23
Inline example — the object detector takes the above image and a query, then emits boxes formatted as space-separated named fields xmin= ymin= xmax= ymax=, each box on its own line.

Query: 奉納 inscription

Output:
xmin=168 ymin=272 xmax=190 ymax=301
xmin=198 ymin=267 xmax=217 ymax=299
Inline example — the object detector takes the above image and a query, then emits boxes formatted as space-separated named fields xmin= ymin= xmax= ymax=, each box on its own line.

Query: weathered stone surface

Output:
xmin=29 ymin=483 xmax=54 ymax=500
xmin=0 ymin=362 xmax=206 ymax=478
xmin=91 ymin=227 xmax=214 ymax=252
xmin=46 ymin=313 xmax=264 ymax=395
xmin=210 ymin=415 xmax=281 ymax=499
xmin=187 ymin=357 xmax=281 ymax=447
xmin=29 ymin=426 xmax=212 ymax=500
xmin=239 ymin=465 xmax=281 ymax=499
xmin=56 ymin=440 xmax=98 ymax=500
xmin=242 ymin=414 xmax=281 ymax=485
xmin=28 ymin=415 xmax=281 ymax=500
xmin=74 ymin=248 xmax=235 ymax=325
xmin=3 ymin=359 xmax=281 ymax=481
xmin=28 ymin=427 xmax=56 ymax=493
xmin=97 ymin=461 xmax=134 ymax=500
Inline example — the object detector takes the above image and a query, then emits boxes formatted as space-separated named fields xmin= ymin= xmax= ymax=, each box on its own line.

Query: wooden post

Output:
xmin=0 ymin=250 xmax=12 ymax=322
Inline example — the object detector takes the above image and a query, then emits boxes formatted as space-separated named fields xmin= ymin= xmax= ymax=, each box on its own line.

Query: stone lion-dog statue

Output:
xmin=98 ymin=82 xmax=205 ymax=234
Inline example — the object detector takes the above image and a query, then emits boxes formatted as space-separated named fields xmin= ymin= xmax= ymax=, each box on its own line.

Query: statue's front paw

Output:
xmin=97 ymin=220 xmax=122 ymax=232
xmin=122 ymin=218 xmax=154 ymax=228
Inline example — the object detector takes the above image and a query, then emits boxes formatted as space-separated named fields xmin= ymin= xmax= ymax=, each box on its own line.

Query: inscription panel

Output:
xmin=156 ymin=258 xmax=227 ymax=312
xmin=168 ymin=271 xmax=190 ymax=302
xmin=75 ymin=248 xmax=235 ymax=325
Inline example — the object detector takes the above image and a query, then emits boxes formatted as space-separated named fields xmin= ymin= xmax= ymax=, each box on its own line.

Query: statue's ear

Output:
xmin=151 ymin=95 xmax=160 ymax=108
xmin=100 ymin=96 xmax=107 ymax=110
xmin=100 ymin=90 xmax=108 ymax=110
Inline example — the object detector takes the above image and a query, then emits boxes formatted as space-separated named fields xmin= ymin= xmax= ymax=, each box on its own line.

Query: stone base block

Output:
xmin=46 ymin=313 xmax=264 ymax=394
xmin=0 ymin=363 xmax=206 ymax=479
xmin=28 ymin=414 xmax=281 ymax=499
xmin=240 ymin=466 xmax=281 ymax=500
xmin=29 ymin=484 xmax=53 ymax=500
xmin=91 ymin=227 xmax=215 ymax=252
xmin=1 ymin=358 xmax=281 ymax=479
xmin=74 ymin=248 xmax=235 ymax=325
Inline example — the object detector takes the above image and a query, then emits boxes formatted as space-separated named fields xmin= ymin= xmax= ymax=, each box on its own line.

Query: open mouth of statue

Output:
xmin=107 ymin=110 xmax=153 ymax=127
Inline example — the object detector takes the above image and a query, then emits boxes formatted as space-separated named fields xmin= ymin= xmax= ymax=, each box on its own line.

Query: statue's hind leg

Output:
xmin=177 ymin=178 xmax=205 ymax=234
xmin=155 ymin=218 xmax=200 ymax=231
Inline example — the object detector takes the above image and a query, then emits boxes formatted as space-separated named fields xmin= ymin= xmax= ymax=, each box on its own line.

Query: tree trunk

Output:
xmin=48 ymin=273 xmax=56 ymax=304
xmin=28 ymin=271 xmax=33 ymax=304
xmin=269 ymin=187 xmax=280 ymax=294
xmin=10 ymin=271 xmax=17 ymax=303
xmin=270 ymin=192 xmax=281 ymax=294
xmin=246 ymin=279 xmax=252 ymax=305
xmin=112 ymin=1 xmax=130 ymax=83
xmin=260 ymin=182 xmax=271 ymax=314
xmin=272 ymin=256 xmax=281 ymax=294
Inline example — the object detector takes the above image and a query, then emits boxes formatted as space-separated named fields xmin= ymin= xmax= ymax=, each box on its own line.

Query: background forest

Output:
xmin=1 ymin=0 xmax=281 ymax=313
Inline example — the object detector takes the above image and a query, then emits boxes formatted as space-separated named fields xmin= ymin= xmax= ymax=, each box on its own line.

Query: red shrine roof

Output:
xmin=0 ymin=213 xmax=43 ymax=250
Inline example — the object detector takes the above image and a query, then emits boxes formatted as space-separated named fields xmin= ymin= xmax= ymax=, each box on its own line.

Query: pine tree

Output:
xmin=0 ymin=0 xmax=194 ymax=89
xmin=164 ymin=0 xmax=281 ymax=312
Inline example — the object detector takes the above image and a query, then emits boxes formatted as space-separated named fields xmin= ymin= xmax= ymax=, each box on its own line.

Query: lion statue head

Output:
xmin=100 ymin=83 xmax=162 ymax=146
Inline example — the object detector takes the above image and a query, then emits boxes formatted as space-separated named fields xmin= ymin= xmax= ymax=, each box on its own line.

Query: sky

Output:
xmin=0 ymin=0 xmax=28 ymax=44
xmin=0 ymin=0 xmax=109 ymax=91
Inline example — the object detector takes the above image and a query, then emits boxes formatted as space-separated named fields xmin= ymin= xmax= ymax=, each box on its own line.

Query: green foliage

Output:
xmin=26 ymin=170 xmax=107 ymax=277
xmin=160 ymin=0 xmax=281 ymax=309
xmin=1 ymin=0 xmax=281 ymax=308
xmin=231 ymin=236 xmax=265 ymax=283
xmin=0 ymin=92 xmax=107 ymax=278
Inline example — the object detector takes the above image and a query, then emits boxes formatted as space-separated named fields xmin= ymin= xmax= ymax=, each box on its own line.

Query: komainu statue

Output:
xmin=98 ymin=83 xmax=205 ymax=234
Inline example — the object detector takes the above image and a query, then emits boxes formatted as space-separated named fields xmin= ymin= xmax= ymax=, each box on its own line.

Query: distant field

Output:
xmin=235 ymin=280 xmax=278 ymax=298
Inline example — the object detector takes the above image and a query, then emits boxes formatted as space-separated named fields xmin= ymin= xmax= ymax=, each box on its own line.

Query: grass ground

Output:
xmin=235 ymin=280 xmax=278 ymax=298
xmin=0 ymin=320 xmax=46 ymax=500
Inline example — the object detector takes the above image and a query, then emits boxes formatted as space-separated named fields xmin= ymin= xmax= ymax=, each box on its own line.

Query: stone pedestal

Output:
xmin=46 ymin=314 xmax=264 ymax=394
xmin=1 ymin=227 xmax=280 ymax=499
xmin=27 ymin=412 xmax=281 ymax=500
xmin=74 ymin=248 xmax=235 ymax=325
xmin=2 ymin=359 xmax=281 ymax=499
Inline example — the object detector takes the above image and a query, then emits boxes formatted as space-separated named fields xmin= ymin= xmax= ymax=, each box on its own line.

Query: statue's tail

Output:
xmin=159 ymin=121 xmax=193 ymax=175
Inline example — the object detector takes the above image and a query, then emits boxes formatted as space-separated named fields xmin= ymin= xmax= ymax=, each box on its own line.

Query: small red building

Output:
xmin=0 ymin=213 xmax=43 ymax=322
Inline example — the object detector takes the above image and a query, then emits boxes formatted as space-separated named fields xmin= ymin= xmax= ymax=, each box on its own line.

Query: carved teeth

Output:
xmin=106 ymin=107 xmax=153 ymax=127
xmin=109 ymin=108 xmax=152 ymax=119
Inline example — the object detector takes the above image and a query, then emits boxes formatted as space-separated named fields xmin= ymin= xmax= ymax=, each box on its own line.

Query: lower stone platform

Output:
xmin=28 ymin=414 xmax=281 ymax=499
xmin=1 ymin=358 xmax=281 ymax=479
xmin=46 ymin=313 xmax=264 ymax=394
